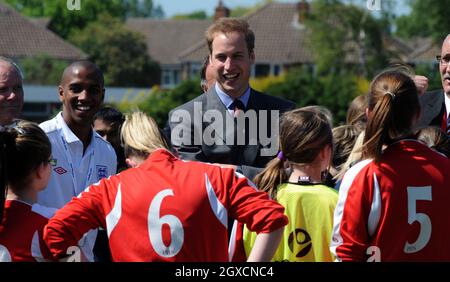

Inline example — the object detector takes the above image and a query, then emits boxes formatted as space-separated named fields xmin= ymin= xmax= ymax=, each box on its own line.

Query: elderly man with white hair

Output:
xmin=0 ymin=56 xmax=23 ymax=127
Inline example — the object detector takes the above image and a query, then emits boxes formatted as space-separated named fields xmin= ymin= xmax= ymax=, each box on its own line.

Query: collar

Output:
xmin=214 ymin=83 xmax=250 ymax=110
xmin=56 ymin=112 xmax=95 ymax=146
xmin=141 ymin=148 xmax=177 ymax=167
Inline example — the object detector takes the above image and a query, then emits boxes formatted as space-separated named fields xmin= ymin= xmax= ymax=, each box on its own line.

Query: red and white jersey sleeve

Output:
xmin=0 ymin=200 xmax=55 ymax=262
xmin=44 ymin=149 xmax=287 ymax=262
xmin=331 ymin=140 xmax=450 ymax=261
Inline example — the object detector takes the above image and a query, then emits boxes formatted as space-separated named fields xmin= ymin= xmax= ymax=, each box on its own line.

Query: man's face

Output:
xmin=0 ymin=64 xmax=23 ymax=125
xmin=440 ymin=37 xmax=450 ymax=96
xmin=93 ymin=118 xmax=121 ymax=150
xmin=210 ymin=31 xmax=254 ymax=99
xmin=59 ymin=66 xmax=104 ymax=127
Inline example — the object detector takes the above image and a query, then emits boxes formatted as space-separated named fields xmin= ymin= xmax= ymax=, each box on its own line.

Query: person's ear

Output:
xmin=34 ymin=162 xmax=49 ymax=181
xmin=319 ymin=145 xmax=332 ymax=165
xmin=365 ymin=107 xmax=370 ymax=119
xmin=58 ymin=86 xmax=64 ymax=102
xmin=125 ymin=158 xmax=138 ymax=168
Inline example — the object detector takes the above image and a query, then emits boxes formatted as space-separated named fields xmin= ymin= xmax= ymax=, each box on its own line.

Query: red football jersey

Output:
xmin=0 ymin=200 xmax=55 ymax=262
xmin=44 ymin=149 xmax=288 ymax=262
xmin=332 ymin=140 xmax=450 ymax=261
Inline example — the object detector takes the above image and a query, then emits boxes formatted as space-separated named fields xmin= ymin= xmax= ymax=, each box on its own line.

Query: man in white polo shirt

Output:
xmin=38 ymin=61 xmax=117 ymax=261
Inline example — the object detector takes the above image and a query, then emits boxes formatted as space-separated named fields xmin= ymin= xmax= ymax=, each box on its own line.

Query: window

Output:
xmin=190 ymin=63 xmax=201 ymax=80
xmin=161 ymin=67 xmax=181 ymax=88
xmin=254 ymin=64 xmax=271 ymax=77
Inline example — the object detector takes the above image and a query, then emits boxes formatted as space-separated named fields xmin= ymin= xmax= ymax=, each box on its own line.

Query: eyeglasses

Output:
xmin=47 ymin=158 xmax=57 ymax=166
xmin=436 ymin=55 xmax=450 ymax=67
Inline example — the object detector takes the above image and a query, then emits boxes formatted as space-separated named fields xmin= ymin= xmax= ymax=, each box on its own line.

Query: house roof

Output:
xmin=406 ymin=37 xmax=440 ymax=63
xmin=180 ymin=2 xmax=314 ymax=64
xmin=29 ymin=17 xmax=51 ymax=29
xmin=126 ymin=18 xmax=212 ymax=65
xmin=0 ymin=3 xmax=85 ymax=60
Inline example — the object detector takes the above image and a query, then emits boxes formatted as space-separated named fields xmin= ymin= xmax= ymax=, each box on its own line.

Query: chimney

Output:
xmin=214 ymin=0 xmax=230 ymax=21
xmin=297 ymin=0 xmax=310 ymax=23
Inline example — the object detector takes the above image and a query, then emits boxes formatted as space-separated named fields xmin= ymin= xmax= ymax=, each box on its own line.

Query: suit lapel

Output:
xmin=420 ymin=90 xmax=445 ymax=127
xmin=241 ymin=89 xmax=262 ymax=165
xmin=205 ymin=87 xmax=235 ymax=146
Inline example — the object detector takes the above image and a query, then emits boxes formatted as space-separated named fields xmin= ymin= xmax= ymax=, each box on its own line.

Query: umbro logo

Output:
xmin=54 ymin=167 xmax=67 ymax=175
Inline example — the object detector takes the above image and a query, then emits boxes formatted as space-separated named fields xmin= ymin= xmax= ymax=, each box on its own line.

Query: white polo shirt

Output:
xmin=38 ymin=112 xmax=117 ymax=261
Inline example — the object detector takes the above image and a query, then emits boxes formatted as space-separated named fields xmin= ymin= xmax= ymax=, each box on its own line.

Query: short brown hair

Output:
xmin=205 ymin=18 xmax=255 ymax=55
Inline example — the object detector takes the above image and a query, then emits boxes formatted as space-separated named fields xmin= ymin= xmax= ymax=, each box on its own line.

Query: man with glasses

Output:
xmin=418 ymin=34 xmax=450 ymax=135
xmin=0 ymin=57 xmax=23 ymax=127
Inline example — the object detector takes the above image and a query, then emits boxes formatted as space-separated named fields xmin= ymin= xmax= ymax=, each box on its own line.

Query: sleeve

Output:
xmin=239 ymin=165 xmax=263 ymax=182
xmin=168 ymin=107 xmax=208 ymax=162
xmin=43 ymin=178 xmax=114 ymax=259
xmin=224 ymin=170 xmax=288 ymax=234
xmin=331 ymin=160 xmax=374 ymax=262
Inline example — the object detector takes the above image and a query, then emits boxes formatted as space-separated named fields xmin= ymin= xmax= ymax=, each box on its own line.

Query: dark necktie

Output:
xmin=230 ymin=99 xmax=245 ymax=118
xmin=443 ymin=110 xmax=450 ymax=135
xmin=447 ymin=114 xmax=450 ymax=135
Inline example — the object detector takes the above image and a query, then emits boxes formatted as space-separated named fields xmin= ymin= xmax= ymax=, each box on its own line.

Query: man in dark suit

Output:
xmin=168 ymin=18 xmax=295 ymax=180
xmin=418 ymin=34 xmax=450 ymax=135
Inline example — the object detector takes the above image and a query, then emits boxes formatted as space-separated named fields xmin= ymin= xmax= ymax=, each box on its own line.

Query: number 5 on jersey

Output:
xmin=404 ymin=186 xmax=432 ymax=254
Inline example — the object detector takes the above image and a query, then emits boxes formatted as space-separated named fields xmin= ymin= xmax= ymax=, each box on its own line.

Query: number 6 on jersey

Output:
xmin=148 ymin=189 xmax=184 ymax=258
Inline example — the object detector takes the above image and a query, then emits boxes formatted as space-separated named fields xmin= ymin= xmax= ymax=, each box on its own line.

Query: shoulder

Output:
xmin=340 ymin=159 xmax=374 ymax=189
xmin=93 ymin=134 xmax=116 ymax=158
xmin=251 ymin=89 xmax=296 ymax=110
xmin=93 ymin=131 xmax=113 ymax=148
xmin=420 ymin=89 xmax=444 ymax=104
xmin=169 ymin=94 xmax=205 ymax=115
xmin=39 ymin=117 xmax=58 ymax=135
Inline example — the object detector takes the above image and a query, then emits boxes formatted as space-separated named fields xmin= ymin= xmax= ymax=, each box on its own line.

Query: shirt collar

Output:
xmin=56 ymin=112 xmax=95 ymax=145
xmin=214 ymin=83 xmax=251 ymax=110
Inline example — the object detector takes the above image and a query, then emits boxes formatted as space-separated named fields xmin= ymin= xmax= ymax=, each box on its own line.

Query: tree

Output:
xmin=70 ymin=14 xmax=160 ymax=87
xmin=4 ymin=0 xmax=164 ymax=38
xmin=265 ymin=66 xmax=359 ymax=124
xmin=117 ymin=79 xmax=201 ymax=127
xmin=396 ymin=0 xmax=450 ymax=43
xmin=306 ymin=0 xmax=388 ymax=77
xmin=126 ymin=0 xmax=154 ymax=17
xmin=4 ymin=0 xmax=127 ymax=38
xmin=20 ymin=55 xmax=69 ymax=85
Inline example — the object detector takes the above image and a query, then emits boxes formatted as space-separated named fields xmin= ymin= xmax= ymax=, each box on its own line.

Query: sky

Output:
xmin=152 ymin=0 xmax=411 ymax=18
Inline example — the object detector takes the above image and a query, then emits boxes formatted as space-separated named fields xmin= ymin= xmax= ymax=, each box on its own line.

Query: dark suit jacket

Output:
xmin=167 ymin=87 xmax=296 ymax=180
xmin=418 ymin=90 xmax=446 ymax=129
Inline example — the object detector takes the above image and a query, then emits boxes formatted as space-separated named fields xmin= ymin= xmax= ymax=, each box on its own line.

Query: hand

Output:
xmin=414 ymin=75 xmax=428 ymax=96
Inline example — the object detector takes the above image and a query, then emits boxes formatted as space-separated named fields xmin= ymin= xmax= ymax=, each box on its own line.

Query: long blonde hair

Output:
xmin=120 ymin=112 xmax=169 ymax=159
